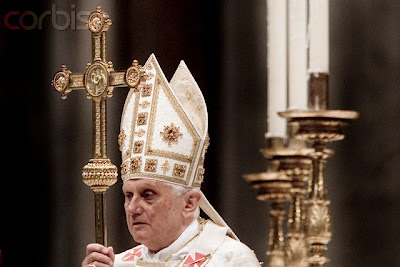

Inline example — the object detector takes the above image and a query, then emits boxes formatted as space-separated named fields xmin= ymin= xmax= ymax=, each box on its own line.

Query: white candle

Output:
xmin=288 ymin=0 xmax=308 ymax=110
xmin=308 ymin=0 xmax=329 ymax=73
xmin=266 ymin=0 xmax=287 ymax=138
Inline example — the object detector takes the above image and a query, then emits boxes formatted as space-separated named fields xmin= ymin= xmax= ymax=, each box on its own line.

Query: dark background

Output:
xmin=0 ymin=0 xmax=399 ymax=266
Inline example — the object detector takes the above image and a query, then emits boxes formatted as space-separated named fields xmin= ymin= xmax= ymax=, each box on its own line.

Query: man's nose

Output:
xmin=126 ymin=196 xmax=143 ymax=214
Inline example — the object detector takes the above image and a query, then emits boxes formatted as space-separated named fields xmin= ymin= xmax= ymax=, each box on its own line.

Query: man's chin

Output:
xmin=130 ymin=226 xmax=150 ymax=243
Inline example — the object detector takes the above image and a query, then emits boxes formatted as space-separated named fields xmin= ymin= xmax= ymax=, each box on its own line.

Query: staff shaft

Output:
xmin=94 ymin=192 xmax=107 ymax=245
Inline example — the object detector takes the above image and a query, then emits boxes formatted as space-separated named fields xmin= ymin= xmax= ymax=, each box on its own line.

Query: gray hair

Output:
xmin=168 ymin=183 xmax=201 ymax=218
xmin=169 ymin=183 xmax=191 ymax=195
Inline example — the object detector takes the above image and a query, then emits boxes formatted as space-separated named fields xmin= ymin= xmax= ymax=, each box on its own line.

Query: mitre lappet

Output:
xmin=118 ymin=54 xmax=237 ymax=240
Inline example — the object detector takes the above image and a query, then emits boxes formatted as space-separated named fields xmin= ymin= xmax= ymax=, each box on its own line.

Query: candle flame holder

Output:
xmin=244 ymin=171 xmax=292 ymax=267
xmin=261 ymin=148 xmax=313 ymax=267
xmin=279 ymin=109 xmax=359 ymax=266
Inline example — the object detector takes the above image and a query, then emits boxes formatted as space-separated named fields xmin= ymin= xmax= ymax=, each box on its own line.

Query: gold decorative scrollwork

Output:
xmin=125 ymin=60 xmax=147 ymax=89
xmin=87 ymin=6 xmax=111 ymax=34
xmin=84 ymin=62 xmax=109 ymax=99
xmin=52 ymin=65 xmax=72 ymax=99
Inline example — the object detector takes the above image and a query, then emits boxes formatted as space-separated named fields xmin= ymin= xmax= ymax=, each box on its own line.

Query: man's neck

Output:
xmin=145 ymin=217 xmax=199 ymax=261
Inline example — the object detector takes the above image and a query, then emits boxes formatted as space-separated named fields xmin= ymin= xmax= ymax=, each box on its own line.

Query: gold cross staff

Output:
xmin=52 ymin=6 xmax=147 ymax=246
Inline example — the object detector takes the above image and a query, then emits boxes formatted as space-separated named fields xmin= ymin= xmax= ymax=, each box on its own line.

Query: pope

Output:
xmin=82 ymin=54 xmax=260 ymax=267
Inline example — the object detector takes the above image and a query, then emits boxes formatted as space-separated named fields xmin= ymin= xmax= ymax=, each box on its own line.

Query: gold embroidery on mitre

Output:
xmin=144 ymin=159 xmax=158 ymax=172
xmin=173 ymin=164 xmax=187 ymax=178
xmin=160 ymin=160 xmax=171 ymax=175
xmin=160 ymin=122 xmax=183 ymax=146
xmin=199 ymin=155 xmax=205 ymax=165
xmin=122 ymin=151 xmax=131 ymax=162
xmin=133 ymin=140 xmax=144 ymax=154
xmin=118 ymin=129 xmax=126 ymax=151
xmin=131 ymin=156 xmax=142 ymax=172
xmin=204 ymin=133 xmax=210 ymax=154
xmin=141 ymin=85 xmax=152 ymax=97
xmin=121 ymin=161 xmax=129 ymax=175
xmin=196 ymin=167 xmax=205 ymax=183
xmin=146 ymin=73 xmax=155 ymax=81
xmin=137 ymin=112 xmax=148 ymax=126
xmin=139 ymin=100 xmax=151 ymax=109
xmin=126 ymin=91 xmax=140 ymax=159
xmin=186 ymin=91 xmax=193 ymax=100
xmin=135 ymin=129 xmax=146 ymax=137
xmin=125 ymin=172 xmax=195 ymax=187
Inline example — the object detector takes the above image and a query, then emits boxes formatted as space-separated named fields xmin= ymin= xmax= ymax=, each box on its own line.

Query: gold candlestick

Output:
xmin=244 ymin=171 xmax=292 ymax=267
xmin=304 ymin=146 xmax=334 ymax=267
xmin=261 ymin=147 xmax=313 ymax=267
xmin=279 ymin=72 xmax=359 ymax=266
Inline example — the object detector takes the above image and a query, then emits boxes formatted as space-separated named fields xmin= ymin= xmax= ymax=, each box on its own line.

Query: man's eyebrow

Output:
xmin=122 ymin=186 xmax=131 ymax=193
xmin=140 ymin=181 xmax=160 ymax=189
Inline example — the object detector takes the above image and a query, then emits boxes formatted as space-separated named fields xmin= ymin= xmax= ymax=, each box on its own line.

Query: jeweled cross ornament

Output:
xmin=52 ymin=6 xmax=147 ymax=246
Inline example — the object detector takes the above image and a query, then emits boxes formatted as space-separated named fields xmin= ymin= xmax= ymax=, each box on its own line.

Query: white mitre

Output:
xmin=119 ymin=54 xmax=237 ymax=240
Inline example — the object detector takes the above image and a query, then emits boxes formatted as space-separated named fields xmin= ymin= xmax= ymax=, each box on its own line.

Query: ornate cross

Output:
xmin=52 ymin=6 xmax=147 ymax=245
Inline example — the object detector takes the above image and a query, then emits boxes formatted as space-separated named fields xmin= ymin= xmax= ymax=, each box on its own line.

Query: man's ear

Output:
xmin=182 ymin=190 xmax=201 ymax=217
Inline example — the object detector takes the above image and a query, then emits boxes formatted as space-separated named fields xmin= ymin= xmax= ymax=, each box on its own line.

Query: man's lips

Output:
xmin=132 ymin=222 xmax=147 ymax=226
xmin=132 ymin=222 xmax=148 ymax=231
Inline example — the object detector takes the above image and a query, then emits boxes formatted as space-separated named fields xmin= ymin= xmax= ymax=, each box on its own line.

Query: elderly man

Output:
xmin=82 ymin=55 xmax=260 ymax=267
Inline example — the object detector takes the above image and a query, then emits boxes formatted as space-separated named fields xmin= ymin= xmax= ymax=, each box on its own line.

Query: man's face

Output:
xmin=123 ymin=179 xmax=187 ymax=252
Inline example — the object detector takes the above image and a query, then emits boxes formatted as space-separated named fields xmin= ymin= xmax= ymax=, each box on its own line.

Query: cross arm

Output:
xmin=52 ymin=60 xmax=147 ymax=100
xmin=109 ymin=60 xmax=148 ymax=89
xmin=52 ymin=65 xmax=85 ymax=99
